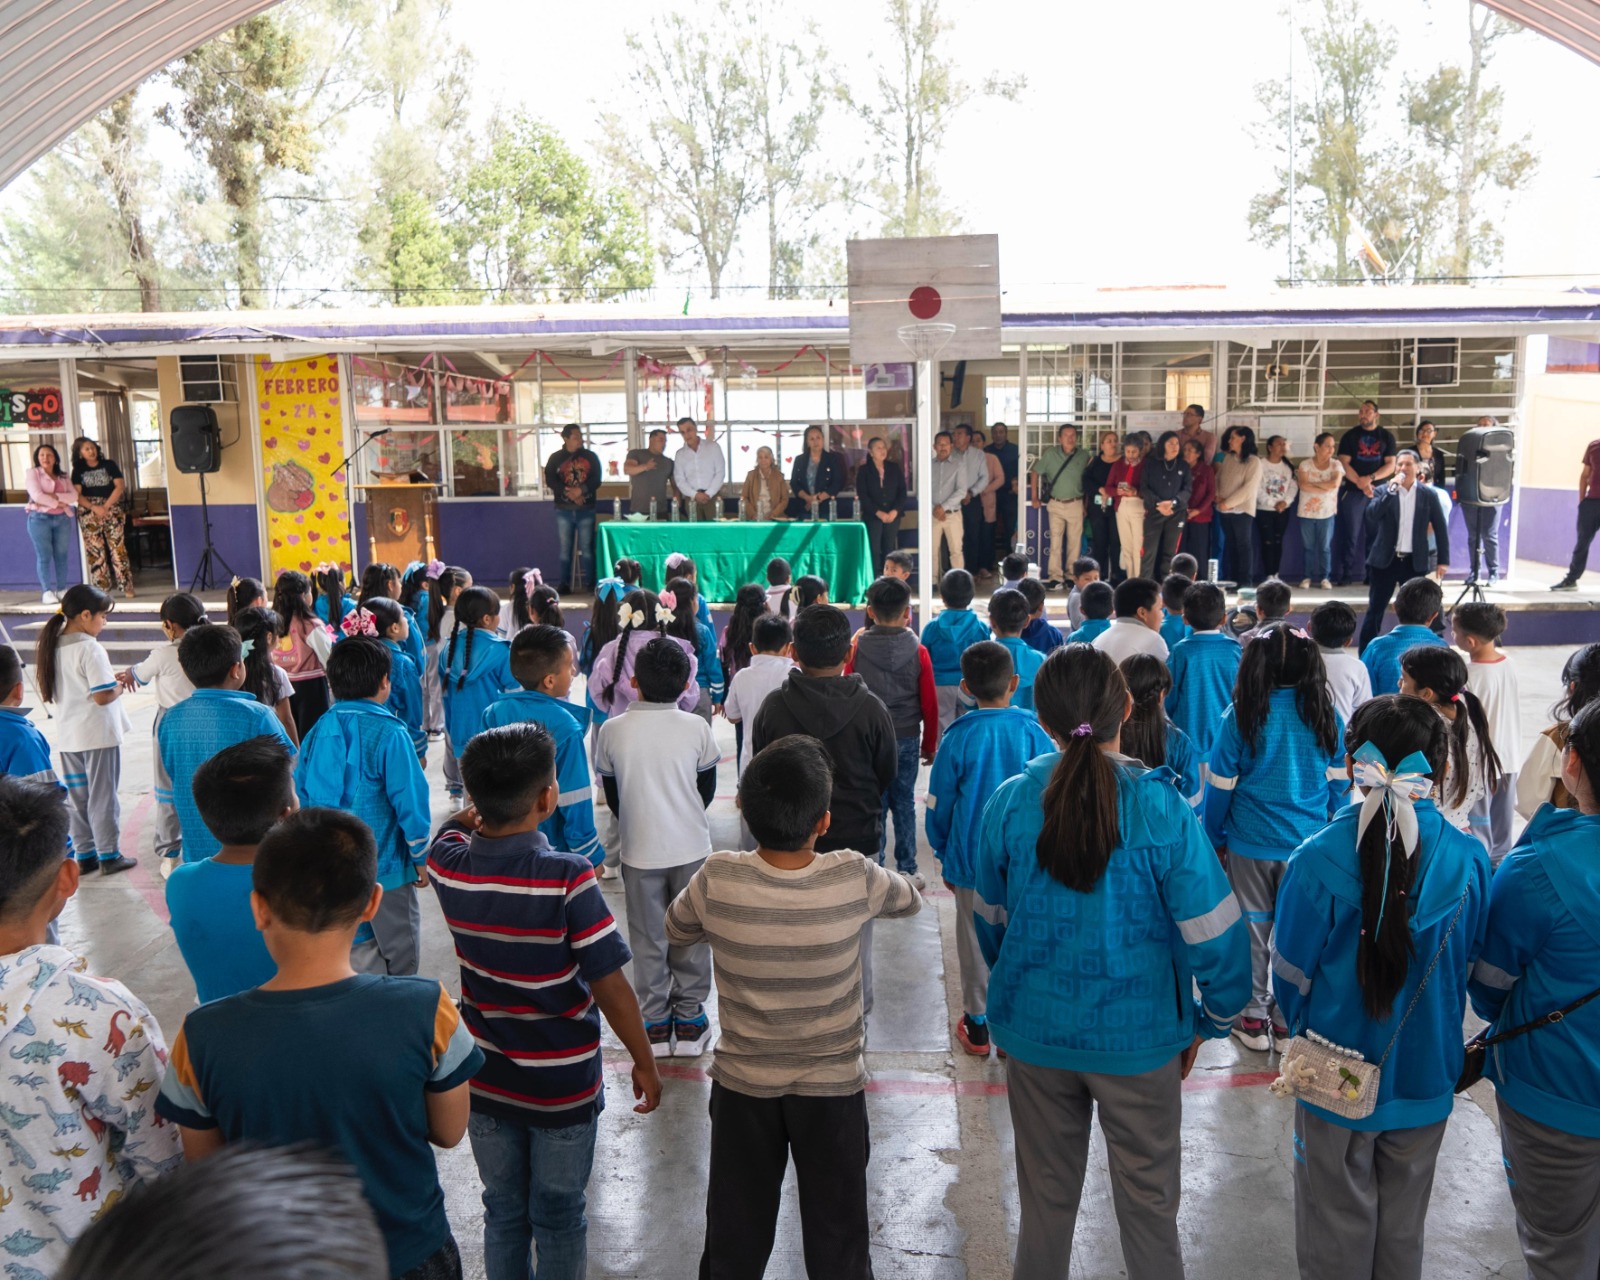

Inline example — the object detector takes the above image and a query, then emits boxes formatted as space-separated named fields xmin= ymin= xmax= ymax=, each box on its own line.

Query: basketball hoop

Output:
xmin=897 ymin=322 xmax=957 ymax=362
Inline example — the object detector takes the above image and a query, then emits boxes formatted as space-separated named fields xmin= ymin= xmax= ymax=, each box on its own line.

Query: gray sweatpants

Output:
xmin=1474 ymin=773 xmax=1518 ymax=866
xmin=1499 ymin=1097 xmax=1600 ymax=1279
xmin=1006 ymin=1054 xmax=1184 ymax=1280
xmin=934 ymin=684 xmax=972 ymax=735
xmin=352 ymin=880 xmax=421 ymax=976
xmin=622 ymin=859 xmax=711 ymax=1024
xmin=1292 ymin=1106 xmax=1447 ymax=1280
xmin=1227 ymin=853 xmax=1286 ymax=1021
xmin=150 ymin=707 xmax=181 ymax=859
xmin=61 ymin=746 xmax=121 ymax=863
xmin=422 ymin=640 xmax=444 ymax=734
xmin=442 ymin=733 xmax=462 ymax=795
xmin=951 ymin=886 xmax=989 ymax=1018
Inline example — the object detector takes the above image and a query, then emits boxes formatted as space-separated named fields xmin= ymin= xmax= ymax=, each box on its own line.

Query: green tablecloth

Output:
xmin=596 ymin=520 xmax=874 ymax=604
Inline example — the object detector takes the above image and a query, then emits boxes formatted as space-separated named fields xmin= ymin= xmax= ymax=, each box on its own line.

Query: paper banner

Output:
xmin=257 ymin=354 xmax=351 ymax=579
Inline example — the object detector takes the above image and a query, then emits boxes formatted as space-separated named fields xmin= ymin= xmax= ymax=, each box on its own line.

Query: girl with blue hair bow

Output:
xmin=1271 ymin=693 xmax=1490 ymax=1280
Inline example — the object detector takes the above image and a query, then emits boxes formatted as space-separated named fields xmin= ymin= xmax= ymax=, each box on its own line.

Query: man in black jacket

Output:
xmin=751 ymin=604 xmax=899 ymax=1010
xmin=1357 ymin=450 xmax=1451 ymax=652
xmin=543 ymin=423 xmax=602 ymax=593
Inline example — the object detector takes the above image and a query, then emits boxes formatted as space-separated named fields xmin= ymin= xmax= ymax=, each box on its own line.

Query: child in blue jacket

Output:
xmin=1359 ymin=574 xmax=1446 ymax=695
xmin=482 ymin=624 xmax=602 ymax=867
xmin=989 ymin=589 xmax=1045 ymax=713
xmin=921 ymin=569 xmax=991 ymax=732
xmin=974 ymin=644 xmax=1249 ymax=1279
xmin=295 ymin=636 xmax=432 ymax=976
xmin=925 ymin=641 xmax=1052 ymax=1057
xmin=1469 ymin=698 xmax=1600 ymax=1278
xmin=1272 ymin=694 xmax=1488 ymax=1280
xmin=1158 ymin=573 xmax=1193 ymax=651
xmin=1119 ymin=653 xmax=1202 ymax=808
xmin=439 ymin=586 xmax=516 ymax=801
xmin=1164 ymin=581 xmax=1240 ymax=768
xmin=358 ymin=597 xmax=426 ymax=763
xmin=1204 ymin=624 xmax=1348 ymax=1052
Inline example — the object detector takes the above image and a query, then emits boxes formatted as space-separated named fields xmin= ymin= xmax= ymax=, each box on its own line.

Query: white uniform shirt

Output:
xmin=1319 ymin=647 xmax=1373 ymax=725
xmin=131 ymin=640 xmax=196 ymax=710
xmin=54 ymin=632 xmax=130 ymax=752
xmin=593 ymin=700 xmax=720 ymax=869
xmin=1465 ymin=655 xmax=1520 ymax=783
xmin=1394 ymin=479 xmax=1418 ymax=556
xmin=723 ymin=653 xmax=797 ymax=775
xmin=1091 ymin=617 xmax=1170 ymax=664
xmin=673 ymin=439 xmax=727 ymax=499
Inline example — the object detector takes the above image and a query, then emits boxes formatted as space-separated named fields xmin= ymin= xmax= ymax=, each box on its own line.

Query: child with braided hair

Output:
xmin=439 ymin=586 xmax=514 ymax=802
xmin=587 ymin=587 xmax=701 ymax=717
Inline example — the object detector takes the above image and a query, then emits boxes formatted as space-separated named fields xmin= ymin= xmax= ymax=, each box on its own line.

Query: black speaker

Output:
xmin=171 ymin=404 xmax=221 ymax=474
xmin=1455 ymin=426 xmax=1515 ymax=506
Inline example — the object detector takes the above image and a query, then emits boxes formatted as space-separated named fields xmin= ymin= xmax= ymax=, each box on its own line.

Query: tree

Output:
xmin=450 ymin=114 xmax=653 ymax=303
xmin=601 ymin=4 xmax=757 ymax=297
xmin=1405 ymin=3 xmax=1537 ymax=278
xmin=845 ymin=0 xmax=1023 ymax=237
xmin=359 ymin=190 xmax=467 ymax=304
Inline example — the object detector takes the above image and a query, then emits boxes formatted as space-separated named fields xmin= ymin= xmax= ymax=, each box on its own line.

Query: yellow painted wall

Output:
xmin=1522 ymin=373 xmax=1600 ymax=489
xmin=154 ymin=356 xmax=259 ymax=504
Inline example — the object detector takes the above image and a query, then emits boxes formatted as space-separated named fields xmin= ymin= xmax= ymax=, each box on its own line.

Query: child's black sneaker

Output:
xmin=956 ymin=1014 xmax=990 ymax=1056
xmin=672 ymin=1013 xmax=711 ymax=1058
xmin=647 ymin=1020 xmax=674 ymax=1059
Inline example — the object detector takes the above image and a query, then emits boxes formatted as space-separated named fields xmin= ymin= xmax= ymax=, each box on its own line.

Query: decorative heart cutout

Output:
xmin=308 ymin=531 xmax=321 ymax=542
xmin=327 ymin=397 xmax=338 ymax=406
xmin=287 ymin=534 xmax=301 ymax=545
xmin=272 ymin=538 xmax=283 ymax=548
xmin=259 ymin=401 xmax=270 ymax=412
xmin=261 ymin=359 xmax=275 ymax=372
xmin=264 ymin=438 xmax=278 ymax=450
xmin=307 ymin=360 xmax=319 ymax=370
xmin=295 ymin=515 xmax=305 ymax=525
xmin=279 ymin=409 xmax=287 ymax=417
xmin=332 ymin=470 xmax=346 ymax=483
xmin=299 ymin=559 xmax=312 ymax=571
xmin=306 ymin=426 xmax=317 ymax=436
xmin=298 ymin=440 xmax=311 ymax=451
xmin=317 ymin=452 xmax=330 ymax=465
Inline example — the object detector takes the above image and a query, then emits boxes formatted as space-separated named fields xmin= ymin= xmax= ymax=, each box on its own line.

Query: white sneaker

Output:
xmin=41 ymin=591 xmax=57 ymax=605
xmin=597 ymin=862 xmax=618 ymax=881
xmin=1319 ymin=579 xmax=1333 ymax=591
xmin=1298 ymin=580 xmax=1310 ymax=590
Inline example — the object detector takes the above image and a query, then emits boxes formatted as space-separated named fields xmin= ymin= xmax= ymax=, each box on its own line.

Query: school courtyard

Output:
xmin=36 ymin=639 xmax=1572 ymax=1279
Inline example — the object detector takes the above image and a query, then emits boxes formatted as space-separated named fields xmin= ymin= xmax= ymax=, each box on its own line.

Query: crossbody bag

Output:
xmin=1271 ymin=885 xmax=1469 ymax=1122
xmin=1042 ymin=449 xmax=1080 ymax=503
xmin=1456 ymin=982 xmax=1600 ymax=1093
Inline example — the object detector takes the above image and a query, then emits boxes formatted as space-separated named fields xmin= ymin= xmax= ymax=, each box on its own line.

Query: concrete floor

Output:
xmin=39 ymin=643 xmax=1570 ymax=1279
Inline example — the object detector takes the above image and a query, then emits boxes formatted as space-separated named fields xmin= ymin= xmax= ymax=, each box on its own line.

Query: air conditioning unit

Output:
xmin=1399 ymin=338 xmax=1460 ymax=388
xmin=178 ymin=354 xmax=238 ymax=404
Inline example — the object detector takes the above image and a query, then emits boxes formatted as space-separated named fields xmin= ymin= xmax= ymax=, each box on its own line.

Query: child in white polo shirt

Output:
xmin=593 ymin=635 xmax=720 ymax=1058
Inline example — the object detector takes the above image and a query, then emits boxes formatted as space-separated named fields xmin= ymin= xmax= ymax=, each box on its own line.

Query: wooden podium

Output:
xmin=354 ymin=483 xmax=437 ymax=568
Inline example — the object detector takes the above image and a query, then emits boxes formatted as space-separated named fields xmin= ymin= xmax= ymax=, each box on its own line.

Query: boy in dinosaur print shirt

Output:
xmin=0 ymin=777 xmax=180 ymax=1275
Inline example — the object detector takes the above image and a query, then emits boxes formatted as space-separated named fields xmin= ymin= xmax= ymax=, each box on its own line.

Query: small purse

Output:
xmin=1272 ymin=886 xmax=1468 ymax=1121
xmin=1456 ymin=983 xmax=1600 ymax=1093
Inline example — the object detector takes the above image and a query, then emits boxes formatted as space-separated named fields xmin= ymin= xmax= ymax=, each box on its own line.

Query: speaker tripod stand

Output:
xmin=188 ymin=470 xmax=233 ymax=592
xmin=1448 ymin=574 xmax=1487 ymax=618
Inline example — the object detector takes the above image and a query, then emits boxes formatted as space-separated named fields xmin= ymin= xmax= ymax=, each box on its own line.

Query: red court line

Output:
xmin=610 ymin=1061 xmax=1277 ymax=1097
xmin=118 ymin=792 xmax=170 ymax=924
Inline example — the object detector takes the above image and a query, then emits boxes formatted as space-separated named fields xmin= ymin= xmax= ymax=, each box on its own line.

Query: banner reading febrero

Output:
xmin=256 ymin=354 xmax=351 ymax=579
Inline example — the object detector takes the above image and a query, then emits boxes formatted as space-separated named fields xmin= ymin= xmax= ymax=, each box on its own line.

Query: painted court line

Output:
xmin=610 ymin=1061 xmax=1278 ymax=1096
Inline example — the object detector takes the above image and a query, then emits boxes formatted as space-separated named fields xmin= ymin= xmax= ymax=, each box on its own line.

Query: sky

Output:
xmin=451 ymin=0 xmax=1600 ymax=293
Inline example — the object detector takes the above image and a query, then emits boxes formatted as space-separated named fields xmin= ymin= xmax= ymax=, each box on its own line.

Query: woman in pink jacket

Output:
xmin=24 ymin=443 xmax=78 ymax=604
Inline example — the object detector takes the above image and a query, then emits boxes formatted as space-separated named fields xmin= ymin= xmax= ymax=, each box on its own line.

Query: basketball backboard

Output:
xmin=847 ymin=235 xmax=1003 ymax=364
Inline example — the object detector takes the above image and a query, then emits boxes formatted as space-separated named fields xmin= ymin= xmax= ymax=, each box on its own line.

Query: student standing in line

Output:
xmin=1157 ymin=573 xmax=1192 ymax=652
xmin=1359 ymin=575 xmax=1446 ymax=696
xmin=1452 ymin=601 xmax=1521 ymax=864
xmin=1119 ymin=653 xmax=1203 ymax=810
xmin=920 ymin=569 xmax=992 ymax=731
xmin=989 ymin=589 xmax=1046 ymax=712
xmin=1399 ymin=646 xmax=1502 ymax=851
xmin=1272 ymin=696 xmax=1489 ymax=1280
xmin=120 ymin=591 xmax=205 ymax=860
xmin=273 ymin=569 xmax=336 ymax=739
xmin=1065 ymin=557 xmax=1101 ymax=629
xmin=1517 ymin=642 xmax=1600 ymax=818
xmin=235 ymin=606 xmax=300 ymax=746
xmin=1065 ymin=580 xmax=1115 ymax=646
xmin=588 ymin=588 xmax=701 ymax=718
xmin=424 ymin=565 xmax=472 ymax=744
xmin=1164 ymin=582 xmax=1240 ymax=775
xmin=36 ymin=583 xmax=134 ymax=874
xmin=1308 ymin=601 xmax=1372 ymax=725
xmin=1090 ymin=577 xmax=1169 ymax=665
xmin=1471 ymin=699 xmax=1600 ymax=1280
xmin=439 ymin=586 xmax=515 ymax=802
xmin=1203 ymin=625 xmax=1348 ymax=1052
xmin=974 ymin=644 xmax=1249 ymax=1280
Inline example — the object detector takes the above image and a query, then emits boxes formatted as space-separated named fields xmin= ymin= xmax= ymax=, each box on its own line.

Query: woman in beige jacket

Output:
xmin=1215 ymin=426 xmax=1264 ymax=585
xmin=741 ymin=446 xmax=791 ymax=520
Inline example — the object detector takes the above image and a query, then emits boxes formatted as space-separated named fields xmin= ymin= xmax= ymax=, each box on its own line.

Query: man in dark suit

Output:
xmin=1358 ymin=449 xmax=1451 ymax=652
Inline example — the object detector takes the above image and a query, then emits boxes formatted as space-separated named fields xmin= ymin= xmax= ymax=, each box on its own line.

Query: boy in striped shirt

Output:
xmin=666 ymin=735 xmax=921 ymax=1279
xmin=428 ymin=722 xmax=661 ymax=1280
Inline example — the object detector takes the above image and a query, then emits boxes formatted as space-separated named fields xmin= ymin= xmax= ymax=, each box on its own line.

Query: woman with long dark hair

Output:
xmin=973 ymin=644 xmax=1249 ymax=1279
xmin=1215 ymin=426 xmax=1262 ymax=585
xmin=70 ymin=436 xmax=134 ymax=598
xmin=855 ymin=435 xmax=907 ymax=575
xmin=785 ymin=425 xmax=845 ymax=519
xmin=1138 ymin=431 xmax=1191 ymax=581
xmin=23 ymin=441 xmax=77 ymax=603
xmin=1272 ymin=695 xmax=1489 ymax=1280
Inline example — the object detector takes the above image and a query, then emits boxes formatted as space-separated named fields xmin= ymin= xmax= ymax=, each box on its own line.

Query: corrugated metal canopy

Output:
xmin=1482 ymin=0 xmax=1600 ymax=66
xmin=0 ymin=0 xmax=283 ymax=192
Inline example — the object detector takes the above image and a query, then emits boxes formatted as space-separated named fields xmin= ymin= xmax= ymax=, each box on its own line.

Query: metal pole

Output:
xmin=916 ymin=357 xmax=935 ymax=628
xmin=1287 ymin=6 xmax=1297 ymax=284
xmin=624 ymin=347 xmax=640 ymax=451
xmin=1016 ymin=343 xmax=1029 ymax=560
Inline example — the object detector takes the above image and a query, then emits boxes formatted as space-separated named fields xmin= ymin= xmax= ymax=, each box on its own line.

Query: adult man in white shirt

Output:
xmin=673 ymin=416 xmax=726 ymax=520
xmin=950 ymin=425 xmax=990 ymax=576
xmin=930 ymin=432 xmax=967 ymax=572
xmin=1092 ymin=578 xmax=1170 ymax=663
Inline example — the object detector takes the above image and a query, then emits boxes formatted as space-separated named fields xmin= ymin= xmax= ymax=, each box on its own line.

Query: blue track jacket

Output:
xmin=381 ymin=639 xmax=426 ymax=759
xmin=1469 ymin=806 xmax=1600 ymax=1137
xmin=439 ymin=629 xmax=516 ymax=753
xmin=1065 ymin=618 xmax=1110 ymax=646
xmin=481 ymin=690 xmax=603 ymax=866
xmin=1203 ymin=692 xmax=1348 ymax=859
xmin=1361 ymin=624 xmax=1445 ymax=700
xmin=925 ymin=706 xmax=1053 ymax=889
xmin=974 ymin=753 xmax=1250 ymax=1074
xmin=1165 ymin=631 xmax=1241 ymax=761
xmin=922 ymin=608 xmax=992 ymax=687
xmin=1271 ymin=802 xmax=1489 ymax=1131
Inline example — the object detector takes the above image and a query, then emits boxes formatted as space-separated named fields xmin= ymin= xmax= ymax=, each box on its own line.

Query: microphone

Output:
xmin=370 ymin=428 xmax=393 ymax=438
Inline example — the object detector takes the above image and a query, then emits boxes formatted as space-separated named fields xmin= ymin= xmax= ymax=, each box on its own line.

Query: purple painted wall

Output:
xmin=170 ymin=502 xmax=262 ymax=589
xmin=1515 ymin=487 xmax=1581 ymax=569
xmin=351 ymin=499 xmax=561 ymax=585
xmin=0 ymin=508 xmax=85 ymax=591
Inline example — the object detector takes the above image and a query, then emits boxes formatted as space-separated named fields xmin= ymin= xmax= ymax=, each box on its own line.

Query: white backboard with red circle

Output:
xmin=846 ymin=234 xmax=1003 ymax=363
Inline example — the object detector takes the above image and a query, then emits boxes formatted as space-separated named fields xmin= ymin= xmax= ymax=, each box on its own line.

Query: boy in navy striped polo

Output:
xmin=428 ymin=723 xmax=662 ymax=1280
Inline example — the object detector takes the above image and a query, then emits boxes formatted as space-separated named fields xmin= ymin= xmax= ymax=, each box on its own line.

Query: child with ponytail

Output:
xmin=359 ymin=561 xmax=426 ymax=679
xmin=311 ymin=563 xmax=355 ymax=627
xmin=1118 ymin=653 xmax=1202 ymax=809
xmin=234 ymin=606 xmax=298 ymax=745
xmin=1399 ymin=645 xmax=1502 ymax=852
xmin=422 ymin=565 xmax=469 ymax=739
xmin=439 ymin=585 xmax=514 ymax=801
xmin=358 ymin=597 xmax=426 ymax=762
xmin=1272 ymin=695 xmax=1489 ymax=1280
xmin=224 ymin=576 xmax=265 ymax=626
xmin=38 ymin=584 xmax=134 ymax=874
xmin=271 ymin=570 xmax=334 ymax=738
xmin=1203 ymin=624 xmax=1349 ymax=1052
xmin=973 ymin=643 xmax=1248 ymax=1278
xmin=588 ymin=587 xmax=701 ymax=717
xmin=500 ymin=565 xmax=539 ymax=636
xmin=1471 ymin=699 xmax=1600 ymax=1278
xmin=119 ymin=591 xmax=206 ymax=859
xmin=664 ymin=574 xmax=722 ymax=720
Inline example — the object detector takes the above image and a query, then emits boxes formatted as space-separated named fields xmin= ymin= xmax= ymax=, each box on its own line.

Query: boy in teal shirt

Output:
xmin=989 ymin=588 xmax=1045 ymax=712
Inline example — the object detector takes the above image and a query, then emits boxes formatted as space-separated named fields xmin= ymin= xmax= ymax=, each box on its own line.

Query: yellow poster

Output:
xmin=256 ymin=354 xmax=351 ymax=579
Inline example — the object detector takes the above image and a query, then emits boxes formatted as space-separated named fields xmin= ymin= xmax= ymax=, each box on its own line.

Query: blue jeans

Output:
xmin=1300 ymin=515 xmax=1334 ymax=581
xmin=27 ymin=513 xmax=73 ymax=593
xmin=554 ymin=508 xmax=596 ymax=592
xmin=1463 ymin=504 xmax=1500 ymax=577
xmin=878 ymin=734 xmax=921 ymax=874
xmin=468 ymin=1110 xmax=598 ymax=1280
